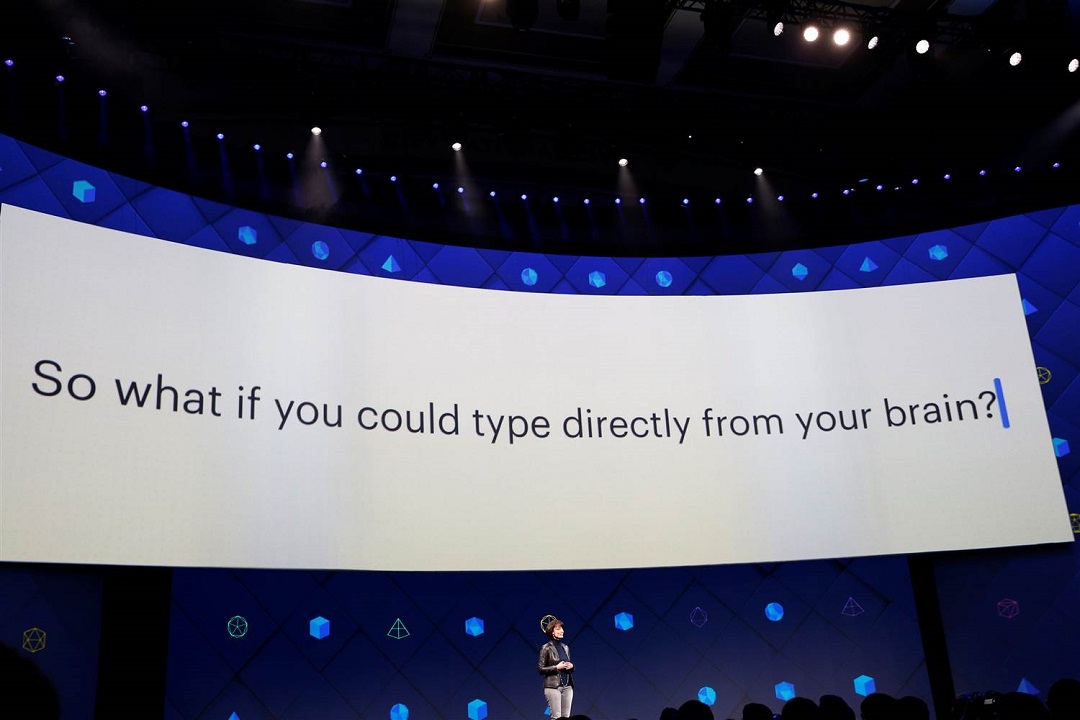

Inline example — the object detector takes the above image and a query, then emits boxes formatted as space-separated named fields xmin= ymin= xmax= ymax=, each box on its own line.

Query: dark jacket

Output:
xmin=538 ymin=640 xmax=574 ymax=689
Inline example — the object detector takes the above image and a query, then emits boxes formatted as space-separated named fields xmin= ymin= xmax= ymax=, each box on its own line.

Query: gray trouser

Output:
xmin=544 ymin=686 xmax=573 ymax=719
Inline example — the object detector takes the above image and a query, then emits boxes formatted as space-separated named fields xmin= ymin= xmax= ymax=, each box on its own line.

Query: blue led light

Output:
xmin=286 ymin=152 xmax=294 ymax=159
xmin=489 ymin=191 xmax=496 ymax=197
xmin=811 ymin=192 xmax=819 ymax=198
xmin=432 ymin=183 xmax=439 ymax=189
xmin=457 ymin=186 xmax=464 ymax=194
xmin=747 ymin=196 xmax=754 ymax=204
xmin=843 ymin=189 xmax=851 ymax=195
xmin=320 ymin=161 xmax=327 ymax=168
xmin=639 ymin=197 xmax=646 ymax=204
xmin=615 ymin=198 xmax=621 ymax=205
xmin=390 ymin=175 xmax=397 ymax=182
xmin=979 ymin=169 xmax=987 ymax=176
xmin=584 ymin=198 xmax=590 ymax=205
xmin=355 ymin=168 xmax=363 ymax=175
xmin=777 ymin=195 xmax=784 ymax=202
xmin=56 ymin=75 xmax=65 ymax=83
xmin=3 ymin=59 xmax=13 ymax=67
xmin=912 ymin=178 xmax=919 ymax=185
xmin=98 ymin=89 xmax=107 ymax=97
xmin=714 ymin=198 xmax=721 ymax=205
xmin=682 ymin=198 xmax=689 ymax=206
xmin=140 ymin=105 xmax=148 ymax=112
xmin=1014 ymin=166 xmax=1022 ymax=172
xmin=521 ymin=194 xmax=527 ymax=201
xmin=217 ymin=133 xmax=225 ymax=140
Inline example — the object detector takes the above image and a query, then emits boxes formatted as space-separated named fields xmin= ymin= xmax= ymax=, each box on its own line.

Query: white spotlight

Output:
xmin=803 ymin=25 xmax=819 ymax=42
xmin=833 ymin=28 xmax=851 ymax=46
xmin=1009 ymin=52 xmax=1022 ymax=67
xmin=773 ymin=21 xmax=784 ymax=37
xmin=867 ymin=35 xmax=879 ymax=50
xmin=618 ymin=158 xmax=628 ymax=167
xmin=1070 ymin=58 xmax=1079 ymax=73
xmin=311 ymin=126 xmax=322 ymax=136
xmin=452 ymin=142 xmax=462 ymax=152
xmin=753 ymin=167 xmax=764 ymax=176
xmin=915 ymin=39 xmax=930 ymax=55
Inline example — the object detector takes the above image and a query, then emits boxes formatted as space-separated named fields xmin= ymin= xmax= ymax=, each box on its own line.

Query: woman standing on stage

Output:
xmin=538 ymin=617 xmax=575 ymax=719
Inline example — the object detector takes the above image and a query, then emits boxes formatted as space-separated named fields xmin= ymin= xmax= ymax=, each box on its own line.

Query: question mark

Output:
xmin=979 ymin=390 xmax=996 ymax=418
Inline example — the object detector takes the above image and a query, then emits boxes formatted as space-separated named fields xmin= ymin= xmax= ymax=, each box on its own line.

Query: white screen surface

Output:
xmin=0 ymin=205 xmax=1071 ymax=570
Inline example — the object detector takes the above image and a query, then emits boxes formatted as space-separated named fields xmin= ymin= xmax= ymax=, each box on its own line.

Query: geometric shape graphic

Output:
xmin=764 ymin=602 xmax=785 ymax=622
xmin=1022 ymin=298 xmax=1038 ymax=316
xmin=1071 ymin=513 xmax=1080 ymax=534
xmin=775 ymin=681 xmax=796 ymax=702
xmin=1017 ymin=677 xmax=1039 ymax=695
xmin=72 ymin=180 xmax=96 ymax=203
xmin=227 ymin=615 xmax=248 ymax=639
xmin=229 ymin=713 xmax=240 ymax=720
xmin=614 ymin=612 xmax=634 ymax=631
xmin=859 ymin=257 xmax=879 ymax=273
xmin=854 ymin=674 xmax=876 ymax=697
xmin=928 ymin=244 xmax=949 ymax=261
xmin=521 ymin=267 xmax=538 ymax=286
xmin=309 ymin=616 xmax=330 ymax=640
xmin=1037 ymin=366 xmax=1052 ymax=385
xmin=311 ymin=240 xmax=330 ymax=261
xmin=656 ymin=270 xmax=673 ymax=287
xmin=997 ymin=598 xmax=1020 ymax=619
xmin=465 ymin=617 xmax=485 ymax=637
xmin=21 ymin=627 xmax=46 ymax=653
xmin=390 ymin=703 xmax=409 ymax=720
xmin=1053 ymin=437 xmax=1071 ymax=458
xmin=697 ymin=686 xmax=717 ymax=706
xmin=467 ymin=698 xmax=488 ymax=720
xmin=382 ymin=254 xmax=401 ymax=273
xmin=588 ymin=270 xmax=607 ymax=289
xmin=689 ymin=606 xmax=708 ymax=628
xmin=387 ymin=618 xmax=410 ymax=639
xmin=791 ymin=262 xmax=809 ymax=280
xmin=238 ymin=225 xmax=257 ymax=245
xmin=841 ymin=597 xmax=865 ymax=617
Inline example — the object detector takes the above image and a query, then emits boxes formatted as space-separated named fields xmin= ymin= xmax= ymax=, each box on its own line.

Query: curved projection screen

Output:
xmin=0 ymin=204 xmax=1070 ymax=570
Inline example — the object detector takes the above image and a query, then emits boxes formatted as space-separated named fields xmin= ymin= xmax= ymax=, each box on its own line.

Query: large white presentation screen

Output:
xmin=0 ymin=205 xmax=1071 ymax=570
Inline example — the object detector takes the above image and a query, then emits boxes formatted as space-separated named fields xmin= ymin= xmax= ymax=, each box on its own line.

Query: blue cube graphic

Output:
xmin=854 ymin=674 xmax=876 ymax=697
xmin=465 ymin=617 xmax=485 ymax=637
xmin=467 ymin=698 xmax=488 ymax=720
xmin=390 ymin=703 xmax=409 ymax=720
xmin=1053 ymin=437 xmax=1070 ymax=458
xmin=765 ymin=602 xmax=784 ymax=622
xmin=238 ymin=226 xmax=258 ymax=245
xmin=775 ymin=681 xmax=796 ymax=702
xmin=928 ymin=244 xmax=949 ymax=261
xmin=72 ymin=180 xmax=96 ymax=203
xmin=791 ymin=263 xmax=809 ymax=280
xmin=588 ymin=270 xmax=607 ymax=289
xmin=383 ymin=255 xmax=401 ymax=273
xmin=228 ymin=713 xmax=240 ymax=720
xmin=614 ymin=612 xmax=634 ymax=631
xmin=309 ymin=616 xmax=330 ymax=640
xmin=697 ymin=686 xmax=717 ymax=706
xmin=1022 ymin=298 xmax=1038 ymax=315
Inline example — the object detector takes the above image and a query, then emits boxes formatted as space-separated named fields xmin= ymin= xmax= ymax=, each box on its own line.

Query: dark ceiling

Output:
xmin=2 ymin=0 xmax=1079 ymax=255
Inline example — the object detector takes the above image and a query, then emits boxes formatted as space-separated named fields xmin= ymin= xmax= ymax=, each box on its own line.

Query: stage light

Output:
xmin=682 ymin=198 xmax=689 ymax=206
xmin=912 ymin=178 xmax=919 ymax=185
xmin=1052 ymin=162 xmax=1061 ymax=168
xmin=867 ymin=35 xmax=879 ymax=50
xmin=181 ymin=121 xmax=189 ymax=128
xmin=618 ymin=158 xmax=628 ymax=167
xmin=754 ymin=167 xmax=763 ymax=176
xmin=457 ymin=186 xmax=464 ymax=194
xmin=3 ymin=59 xmax=12 ymax=67
xmin=286 ymin=152 xmax=294 ymax=159
xmin=811 ymin=192 xmax=819 ymax=199
xmin=714 ymin=198 xmax=721 ymax=205
xmin=803 ymin=25 xmax=819 ymax=42
xmin=777 ymin=195 xmax=784 ymax=201
xmin=56 ymin=75 xmax=65 ymax=83
xmin=639 ymin=197 xmax=646 ymax=204
xmin=615 ymin=198 xmax=621 ymax=205
xmin=320 ymin=161 xmax=327 ymax=168
xmin=833 ymin=28 xmax=851 ymax=46
xmin=490 ymin=191 xmax=496 ymax=197
xmin=553 ymin=196 xmax=559 ymax=203
xmin=140 ymin=105 xmax=148 ymax=113
xmin=915 ymin=39 xmax=930 ymax=54
xmin=521 ymin=194 xmax=528 ymax=200
xmin=390 ymin=175 xmax=397 ymax=182
xmin=311 ymin=126 xmax=322 ymax=136
xmin=98 ymin=89 xmax=107 ymax=97
xmin=843 ymin=189 xmax=851 ymax=195
xmin=746 ymin=196 xmax=753 ymax=204
xmin=432 ymin=182 xmax=440 ymax=189
xmin=1070 ymin=59 xmax=1078 ymax=73
xmin=584 ymin=198 xmax=590 ymax=205
xmin=217 ymin=133 xmax=225 ymax=140
xmin=943 ymin=173 xmax=951 ymax=180
xmin=773 ymin=21 xmax=784 ymax=37
xmin=1014 ymin=166 xmax=1022 ymax=172
xmin=452 ymin=142 xmax=462 ymax=152
xmin=1009 ymin=52 xmax=1022 ymax=67
xmin=979 ymin=169 xmax=987 ymax=176
xmin=253 ymin=144 xmax=261 ymax=151
xmin=355 ymin=168 xmax=363 ymax=175
xmin=876 ymin=184 xmax=883 ymax=191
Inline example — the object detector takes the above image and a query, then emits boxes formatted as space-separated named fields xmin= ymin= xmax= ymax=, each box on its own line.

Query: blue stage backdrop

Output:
xmin=0 ymin=133 xmax=1076 ymax=719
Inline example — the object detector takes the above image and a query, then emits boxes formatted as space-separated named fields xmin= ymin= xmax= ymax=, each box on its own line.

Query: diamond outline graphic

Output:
xmin=22 ymin=627 xmax=46 ymax=653
xmin=227 ymin=615 xmax=248 ymax=639
xmin=689 ymin=606 xmax=708 ymax=628
xmin=841 ymin=597 xmax=864 ymax=617
xmin=997 ymin=598 xmax=1020 ymax=619
xmin=1037 ymin=366 xmax=1052 ymax=385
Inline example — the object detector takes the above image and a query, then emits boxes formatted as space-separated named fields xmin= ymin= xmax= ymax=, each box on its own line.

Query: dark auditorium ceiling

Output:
xmin=2 ymin=0 xmax=1079 ymax=255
